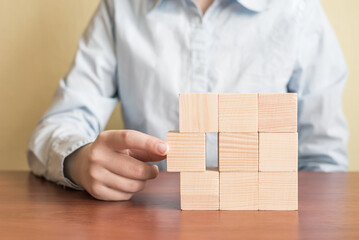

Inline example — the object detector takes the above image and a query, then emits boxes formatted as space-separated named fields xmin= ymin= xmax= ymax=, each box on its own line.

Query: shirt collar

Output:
xmin=237 ymin=0 xmax=268 ymax=12
xmin=148 ymin=0 xmax=268 ymax=13
xmin=148 ymin=0 xmax=164 ymax=13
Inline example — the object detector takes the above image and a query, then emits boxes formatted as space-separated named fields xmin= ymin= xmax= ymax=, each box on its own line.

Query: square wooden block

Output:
xmin=219 ymin=93 xmax=258 ymax=132
xmin=181 ymin=168 xmax=219 ymax=210
xmin=179 ymin=93 xmax=218 ymax=133
xmin=259 ymin=133 xmax=298 ymax=172
xmin=219 ymin=133 xmax=258 ymax=172
xmin=258 ymin=93 xmax=297 ymax=133
xmin=220 ymin=172 xmax=258 ymax=210
xmin=259 ymin=172 xmax=298 ymax=210
xmin=166 ymin=131 xmax=205 ymax=172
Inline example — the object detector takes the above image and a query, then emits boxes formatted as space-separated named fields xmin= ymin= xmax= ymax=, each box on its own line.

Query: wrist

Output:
xmin=64 ymin=143 xmax=91 ymax=188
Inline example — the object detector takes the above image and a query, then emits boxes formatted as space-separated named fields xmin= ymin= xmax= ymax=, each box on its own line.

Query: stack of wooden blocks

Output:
xmin=167 ymin=93 xmax=298 ymax=210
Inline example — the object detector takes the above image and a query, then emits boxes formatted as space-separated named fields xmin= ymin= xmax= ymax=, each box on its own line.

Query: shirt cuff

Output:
xmin=48 ymin=135 xmax=95 ymax=190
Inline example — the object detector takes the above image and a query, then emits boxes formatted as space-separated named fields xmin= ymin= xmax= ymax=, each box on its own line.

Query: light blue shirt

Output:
xmin=27 ymin=0 xmax=349 ymax=189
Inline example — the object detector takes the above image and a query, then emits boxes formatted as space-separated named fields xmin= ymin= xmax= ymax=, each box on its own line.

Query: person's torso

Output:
xmin=112 ymin=0 xmax=304 ymax=168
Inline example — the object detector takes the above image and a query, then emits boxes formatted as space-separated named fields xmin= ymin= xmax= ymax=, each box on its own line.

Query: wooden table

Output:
xmin=0 ymin=171 xmax=358 ymax=240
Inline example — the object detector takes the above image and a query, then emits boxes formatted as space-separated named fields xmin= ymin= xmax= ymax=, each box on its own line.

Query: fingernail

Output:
xmin=157 ymin=142 xmax=168 ymax=154
xmin=153 ymin=165 xmax=159 ymax=172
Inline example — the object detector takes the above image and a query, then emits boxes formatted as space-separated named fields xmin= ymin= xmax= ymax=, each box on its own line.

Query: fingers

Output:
xmin=100 ymin=169 xmax=147 ymax=193
xmin=88 ymin=184 xmax=133 ymax=201
xmin=102 ymin=150 xmax=159 ymax=181
xmin=85 ymin=163 xmax=148 ymax=201
xmin=104 ymin=130 xmax=169 ymax=157
xmin=128 ymin=149 xmax=167 ymax=162
xmin=84 ymin=130 xmax=165 ymax=201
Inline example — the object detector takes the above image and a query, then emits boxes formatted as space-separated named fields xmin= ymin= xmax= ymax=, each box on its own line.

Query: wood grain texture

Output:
xmin=181 ymin=168 xmax=219 ymax=210
xmin=219 ymin=133 xmax=259 ymax=172
xmin=167 ymin=131 xmax=205 ymax=172
xmin=259 ymin=172 xmax=298 ymax=210
xmin=179 ymin=93 xmax=218 ymax=133
xmin=258 ymin=93 xmax=297 ymax=133
xmin=219 ymin=93 xmax=258 ymax=132
xmin=259 ymin=133 xmax=298 ymax=172
xmin=220 ymin=172 xmax=259 ymax=210
xmin=1 ymin=171 xmax=359 ymax=239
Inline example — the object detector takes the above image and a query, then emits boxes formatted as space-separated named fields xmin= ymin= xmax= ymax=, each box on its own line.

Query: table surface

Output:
xmin=0 ymin=172 xmax=358 ymax=240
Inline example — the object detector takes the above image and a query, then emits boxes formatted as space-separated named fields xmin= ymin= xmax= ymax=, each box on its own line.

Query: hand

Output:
xmin=64 ymin=130 xmax=168 ymax=201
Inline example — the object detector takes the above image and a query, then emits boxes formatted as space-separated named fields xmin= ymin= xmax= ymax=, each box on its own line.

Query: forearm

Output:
xmin=27 ymin=115 xmax=95 ymax=189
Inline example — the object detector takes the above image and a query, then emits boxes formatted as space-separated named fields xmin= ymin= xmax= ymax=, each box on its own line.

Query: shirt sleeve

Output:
xmin=27 ymin=0 xmax=118 ymax=189
xmin=287 ymin=0 xmax=349 ymax=171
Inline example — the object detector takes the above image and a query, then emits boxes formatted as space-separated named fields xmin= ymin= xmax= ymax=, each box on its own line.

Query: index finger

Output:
xmin=104 ymin=130 xmax=169 ymax=156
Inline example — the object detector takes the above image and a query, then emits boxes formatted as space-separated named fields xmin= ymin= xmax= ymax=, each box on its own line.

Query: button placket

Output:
xmin=190 ymin=23 xmax=211 ymax=92
xmin=185 ymin=0 xmax=218 ymax=93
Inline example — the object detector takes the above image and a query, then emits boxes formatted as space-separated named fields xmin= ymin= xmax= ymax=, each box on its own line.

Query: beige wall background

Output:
xmin=0 ymin=0 xmax=358 ymax=171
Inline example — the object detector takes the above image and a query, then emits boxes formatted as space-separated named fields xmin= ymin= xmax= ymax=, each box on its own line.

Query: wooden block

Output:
xmin=219 ymin=93 xmax=258 ymax=132
xmin=259 ymin=133 xmax=298 ymax=172
xmin=179 ymin=93 xmax=218 ymax=133
xmin=259 ymin=172 xmax=298 ymax=210
xmin=181 ymin=167 xmax=219 ymax=210
xmin=166 ymin=131 xmax=205 ymax=172
xmin=220 ymin=172 xmax=258 ymax=210
xmin=258 ymin=93 xmax=297 ymax=133
xmin=219 ymin=133 xmax=258 ymax=172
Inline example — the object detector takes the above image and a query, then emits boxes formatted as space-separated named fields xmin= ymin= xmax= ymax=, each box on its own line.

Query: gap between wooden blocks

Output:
xmin=167 ymin=93 xmax=298 ymax=211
